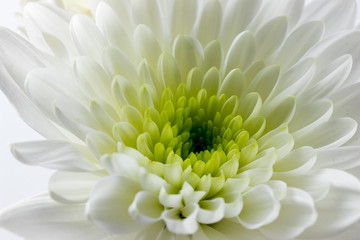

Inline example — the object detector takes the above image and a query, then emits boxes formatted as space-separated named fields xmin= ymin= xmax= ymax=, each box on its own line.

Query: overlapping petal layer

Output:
xmin=1 ymin=0 xmax=360 ymax=239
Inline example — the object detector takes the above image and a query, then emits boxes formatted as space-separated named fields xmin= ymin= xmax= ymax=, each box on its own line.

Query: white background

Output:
xmin=0 ymin=1 xmax=54 ymax=239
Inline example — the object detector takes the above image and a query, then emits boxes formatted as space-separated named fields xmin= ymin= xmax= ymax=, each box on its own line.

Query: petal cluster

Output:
xmin=1 ymin=0 xmax=360 ymax=239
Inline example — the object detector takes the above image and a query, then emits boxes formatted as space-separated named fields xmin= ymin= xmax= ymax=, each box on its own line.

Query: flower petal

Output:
xmin=101 ymin=153 xmax=139 ymax=180
xmin=70 ymin=14 xmax=106 ymax=61
xmin=86 ymin=175 xmax=142 ymax=234
xmin=49 ymin=171 xmax=102 ymax=203
xmin=0 ymin=194 xmax=108 ymax=240
xmin=238 ymin=184 xmax=280 ymax=229
xmin=223 ymin=31 xmax=256 ymax=75
xmin=259 ymin=188 xmax=317 ymax=240
xmin=302 ymin=0 xmax=356 ymax=35
xmin=166 ymin=0 xmax=198 ymax=37
xmin=11 ymin=140 xmax=98 ymax=171
xmin=162 ymin=204 xmax=199 ymax=234
xmin=300 ymin=169 xmax=360 ymax=238
xmin=194 ymin=0 xmax=222 ymax=46
xmin=274 ymin=21 xmax=324 ymax=70
xmin=129 ymin=191 xmax=163 ymax=225
xmin=294 ymin=118 xmax=357 ymax=149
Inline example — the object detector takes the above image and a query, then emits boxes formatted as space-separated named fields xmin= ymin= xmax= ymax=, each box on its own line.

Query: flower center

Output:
xmin=130 ymin=83 xmax=263 ymax=182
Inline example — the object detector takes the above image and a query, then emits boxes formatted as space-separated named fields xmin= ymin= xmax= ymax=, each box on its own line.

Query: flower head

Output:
xmin=1 ymin=0 xmax=360 ymax=239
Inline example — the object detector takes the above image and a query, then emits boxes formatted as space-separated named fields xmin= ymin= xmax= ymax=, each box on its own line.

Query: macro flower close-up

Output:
xmin=1 ymin=0 xmax=360 ymax=239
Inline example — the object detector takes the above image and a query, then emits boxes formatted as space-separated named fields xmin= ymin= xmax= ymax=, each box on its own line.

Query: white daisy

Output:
xmin=1 ymin=0 xmax=360 ymax=239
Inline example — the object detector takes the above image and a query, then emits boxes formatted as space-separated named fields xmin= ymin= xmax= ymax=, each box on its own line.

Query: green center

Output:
xmin=138 ymin=84 xmax=261 ymax=180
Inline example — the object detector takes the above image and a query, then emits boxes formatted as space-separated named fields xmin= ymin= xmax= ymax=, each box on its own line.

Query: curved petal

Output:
xmin=129 ymin=191 xmax=163 ymax=225
xmin=162 ymin=204 xmax=199 ymax=235
xmin=300 ymin=169 xmax=360 ymax=239
xmin=0 ymin=193 xmax=108 ymax=240
xmin=238 ymin=184 xmax=280 ymax=229
xmin=259 ymin=188 xmax=317 ymax=240
xmin=49 ymin=171 xmax=102 ymax=203
xmin=11 ymin=140 xmax=98 ymax=171
xmin=86 ymin=175 xmax=142 ymax=234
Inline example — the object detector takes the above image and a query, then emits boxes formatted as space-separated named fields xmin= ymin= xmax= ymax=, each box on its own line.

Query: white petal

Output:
xmin=273 ymin=21 xmax=324 ymax=70
xmin=86 ymin=131 xmax=117 ymax=159
xmin=259 ymin=188 xmax=317 ymax=240
xmin=173 ymin=35 xmax=204 ymax=78
xmin=210 ymin=220 xmax=267 ymax=240
xmin=273 ymin=146 xmax=316 ymax=177
xmin=218 ymin=69 xmax=246 ymax=99
xmin=166 ymin=0 xmax=198 ymax=37
xmin=315 ymin=146 xmax=360 ymax=170
xmin=129 ymin=191 xmax=163 ymax=225
xmin=308 ymin=31 xmax=360 ymax=87
xmin=250 ymin=0 xmax=303 ymax=30
xmin=294 ymin=118 xmax=357 ymax=149
xmin=247 ymin=65 xmax=280 ymax=102
xmin=73 ymin=56 xmax=113 ymax=104
xmin=255 ymin=16 xmax=288 ymax=59
xmin=238 ymin=185 xmax=280 ymax=229
xmin=272 ymin=173 xmax=330 ymax=202
xmin=220 ymin=0 xmax=262 ymax=49
xmin=220 ymin=191 xmax=243 ymax=218
xmin=289 ymin=99 xmax=333 ymax=134
xmin=25 ymin=68 xmax=85 ymax=120
xmin=138 ymin=168 xmax=169 ymax=194
xmin=132 ymin=0 xmax=165 ymax=46
xmin=0 ymin=63 xmax=64 ymax=139
xmin=102 ymin=47 xmax=139 ymax=86
xmin=96 ymin=2 xmax=135 ymax=60
xmin=134 ymin=221 xmax=166 ymax=240
xmin=96 ymin=0 xmax=134 ymax=36
xmin=0 ymin=194 xmax=107 ymax=240
xmin=223 ymin=31 xmax=256 ymax=75
xmin=258 ymin=126 xmax=294 ymax=160
xmin=49 ymin=171 xmax=102 ymax=203
xmin=299 ymin=54 xmax=352 ymax=101
xmin=70 ymin=14 xmax=106 ymax=61
xmin=101 ymin=153 xmax=139 ymax=180
xmin=301 ymin=169 xmax=360 ymax=238
xmin=202 ymin=40 xmax=223 ymax=71
xmin=271 ymin=58 xmax=315 ymax=100
xmin=264 ymin=96 xmax=296 ymax=131
xmin=86 ymin=175 xmax=142 ymax=234
xmin=133 ymin=24 xmax=161 ymax=68
xmin=194 ymin=0 xmax=222 ymax=46
xmin=197 ymin=198 xmax=226 ymax=224
xmin=11 ymin=140 xmax=98 ymax=171
xmin=23 ymin=3 xmax=74 ymax=55
xmin=302 ymin=0 xmax=356 ymax=35
xmin=162 ymin=204 xmax=199 ymax=235
xmin=53 ymin=96 xmax=103 ymax=132
xmin=0 ymin=28 xmax=46 ymax=85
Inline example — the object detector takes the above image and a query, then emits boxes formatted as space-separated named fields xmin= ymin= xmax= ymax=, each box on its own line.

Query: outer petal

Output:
xmin=238 ymin=185 xmax=280 ymax=229
xmin=300 ymin=169 xmax=360 ymax=239
xmin=259 ymin=188 xmax=317 ymax=240
xmin=11 ymin=140 xmax=99 ymax=171
xmin=49 ymin=171 xmax=103 ymax=203
xmin=0 ymin=193 xmax=108 ymax=240
xmin=86 ymin=175 xmax=142 ymax=234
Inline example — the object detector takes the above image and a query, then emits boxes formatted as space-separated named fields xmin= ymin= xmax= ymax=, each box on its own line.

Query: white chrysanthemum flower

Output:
xmin=1 ymin=0 xmax=360 ymax=239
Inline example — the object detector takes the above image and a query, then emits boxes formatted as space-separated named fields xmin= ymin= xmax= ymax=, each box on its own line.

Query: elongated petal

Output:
xmin=11 ymin=140 xmax=98 ymax=171
xmin=238 ymin=185 xmax=280 ymax=229
xmin=259 ymin=188 xmax=317 ymax=240
xmin=0 ymin=194 xmax=108 ymax=240
xmin=49 ymin=171 xmax=102 ymax=203
xmin=301 ymin=169 xmax=360 ymax=238
xmin=86 ymin=175 xmax=142 ymax=234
